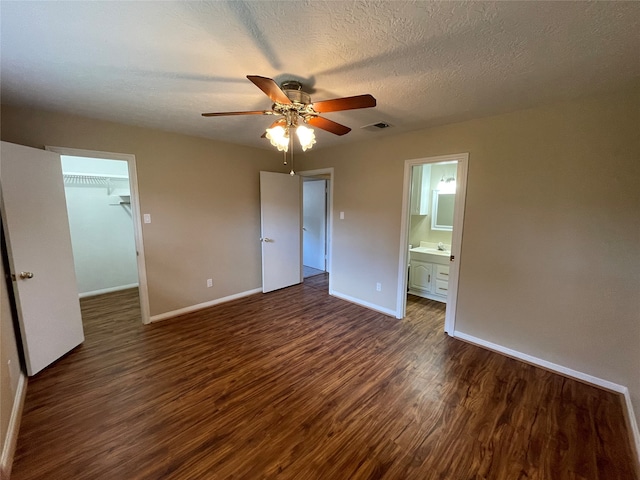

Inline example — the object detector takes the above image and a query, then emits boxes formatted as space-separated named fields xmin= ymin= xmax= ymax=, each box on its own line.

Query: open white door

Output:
xmin=260 ymin=171 xmax=302 ymax=293
xmin=303 ymin=179 xmax=326 ymax=271
xmin=0 ymin=141 xmax=84 ymax=376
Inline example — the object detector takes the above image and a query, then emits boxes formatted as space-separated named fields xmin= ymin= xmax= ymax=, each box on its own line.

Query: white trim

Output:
xmin=45 ymin=146 xmax=152 ymax=324
xmin=454 ymin=330 xmax=640 ymax=463
xmin=454 ymin=331 xmax=627 ymax=391
xmin=622 ymin=389 xmax=640 ymax=464
xmin=149 ymin=288 xmax=262 ymax=323
xmin=78 ymin=283 xmax=139 ymax=298
xmin=0 ymin=373 xmax=27 ymax=477
xmin=397 ymin=153 xmax=469 ymax=334
xmin=330 ymin=290 xmax=397 ymax=317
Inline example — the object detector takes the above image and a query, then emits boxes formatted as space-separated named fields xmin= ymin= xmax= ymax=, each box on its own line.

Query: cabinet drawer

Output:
xmin=435 ymin=265 xmax=450 ymax=281
xmin=434 ymin=279 xmax=449 ymax=296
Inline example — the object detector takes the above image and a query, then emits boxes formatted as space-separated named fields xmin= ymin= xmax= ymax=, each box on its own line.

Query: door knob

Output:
xmin=261 ymin=238 xmax=274 ymax=243
xmin=19 ymin=271 xmax=34 ymax=279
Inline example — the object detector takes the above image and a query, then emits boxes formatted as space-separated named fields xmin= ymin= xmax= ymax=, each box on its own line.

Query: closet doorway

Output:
xmin=46 ymin=146 xmax=150 ymax=324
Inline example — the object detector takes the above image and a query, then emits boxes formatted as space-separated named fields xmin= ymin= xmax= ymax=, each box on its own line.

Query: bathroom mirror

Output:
xmin=431 ymin=191 xmax=455 ymax=231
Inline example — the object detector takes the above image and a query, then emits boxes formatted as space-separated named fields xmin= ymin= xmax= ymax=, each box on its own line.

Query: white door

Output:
xmin=0 ymin=141 xmax=85 ymax=376
xmin=260 ymin=171 xmax=302 ymax=293
xmin=303 ymin=179 xmax=326 ymax=271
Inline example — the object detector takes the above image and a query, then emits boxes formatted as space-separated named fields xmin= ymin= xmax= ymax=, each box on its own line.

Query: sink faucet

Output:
xmin=437 ymin=242 xmax=446 ymax=251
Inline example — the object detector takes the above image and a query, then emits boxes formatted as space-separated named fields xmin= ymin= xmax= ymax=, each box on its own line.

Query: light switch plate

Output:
xmin=143 ymin=213 xmax=151 ymax=224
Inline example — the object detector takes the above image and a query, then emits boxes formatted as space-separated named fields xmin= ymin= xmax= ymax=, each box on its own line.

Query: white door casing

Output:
xmin=298 ymin=168 xmax=334 ymax=281
xmin=397 ymin=153 xmax=469 ymax=334
xmin=260 ymin=171 xmax=302 ymax=293
xmin=303 ymin=179 xmax=326 ymax=271
xmin=45 ymin=145 xmax=150 ymax=324
xmin=0 ymin=141 xmax=85 ymax=375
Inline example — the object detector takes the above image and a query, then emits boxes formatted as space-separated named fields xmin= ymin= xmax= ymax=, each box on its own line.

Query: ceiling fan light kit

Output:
xmin=265 ymin=125 xmax=290 ymax=152
xmin=202 ymin=75 xmax=376 ymax=172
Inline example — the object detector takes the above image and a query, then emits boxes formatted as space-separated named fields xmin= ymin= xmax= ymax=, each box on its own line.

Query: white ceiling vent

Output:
xmin=361 ymin=122 xmax=392 ymax=132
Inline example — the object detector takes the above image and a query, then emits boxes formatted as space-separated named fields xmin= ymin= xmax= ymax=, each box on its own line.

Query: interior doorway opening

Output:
xmin=61 ymin=156 xmax=138 ymax=296
xmin=46 ymin=146 xmax=150 ymax=324
xmin=298 ymin=168 xmax=333 ymax=289
xmin=397 ymin=154 xmax=468 ymax=334
xmin=302 ymin=178 xmax=327 ymax=278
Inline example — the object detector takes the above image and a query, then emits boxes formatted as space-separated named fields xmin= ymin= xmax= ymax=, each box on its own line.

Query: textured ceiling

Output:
xmin=2 ymin=1 xmax=639 ymax=150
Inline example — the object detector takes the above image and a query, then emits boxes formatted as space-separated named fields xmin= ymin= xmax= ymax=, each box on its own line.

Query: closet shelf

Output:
xmin=63 ymin=172 xmax=129 ymax=185
xmin=63 ymin=172 xmax=131 ymax=200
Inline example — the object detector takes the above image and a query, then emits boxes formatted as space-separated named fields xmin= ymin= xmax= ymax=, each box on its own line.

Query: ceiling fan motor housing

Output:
xmin=281 ymin=81 xmax=311 ymax=105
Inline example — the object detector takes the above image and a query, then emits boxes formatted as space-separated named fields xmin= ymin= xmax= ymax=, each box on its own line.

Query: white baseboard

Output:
xmin=329 ymin=290 xmax=396 ymax=317
xmin=1 ymin=373 xmax=27 ymax=478
xmin=149 ymin=288 xmax=262 ymax=323
xmin=622 ymin=389 xmax=640 ymax=465
xmin=79 ymin=283 xmax=139 ymax=298
xmin=453 ymin=330 xmax=640 ymax=463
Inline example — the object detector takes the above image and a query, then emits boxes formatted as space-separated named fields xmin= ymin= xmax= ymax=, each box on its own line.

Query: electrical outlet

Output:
xmin=207 ymin=279 xmax=213 ymax=288
xmin=376 ymin=282 xmax=382 ymax=292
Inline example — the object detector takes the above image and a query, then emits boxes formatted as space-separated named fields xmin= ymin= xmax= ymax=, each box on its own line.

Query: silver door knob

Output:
xmin=261 ymin=238 xmax=274 ymax=243
xmin=19 ymin=271 xmax=34 ymax=279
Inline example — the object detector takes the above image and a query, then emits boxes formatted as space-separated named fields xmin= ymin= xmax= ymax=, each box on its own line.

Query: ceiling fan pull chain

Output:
xmin=289 ymin=134 xmax=295 ymax=175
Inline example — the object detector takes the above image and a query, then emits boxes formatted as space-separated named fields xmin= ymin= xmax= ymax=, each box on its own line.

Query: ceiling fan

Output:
xmin=202 ymin=75 xmax=376 ymax=152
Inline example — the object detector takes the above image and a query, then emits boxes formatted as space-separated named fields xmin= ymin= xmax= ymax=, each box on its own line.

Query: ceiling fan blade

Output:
xmin=201 ymin=110 xmax=271 ymax=117
xmin=307 ymin=116 xmax=351 ymax=136
xmin=247 ymin=75 xmax=292 ymax=105
xmin=261 ymin=119 xmax=286 ymax=138
xmin=311 ymin=94 xmax=376 ymax=113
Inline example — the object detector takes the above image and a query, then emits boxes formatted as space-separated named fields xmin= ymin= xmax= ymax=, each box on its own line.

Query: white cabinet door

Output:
xmin=410 ymin=165 xmax=431 ymax=215
xmin=0 ymin=141 xmax=85 ymax=375
xmin=260 ymin=171 xmax=302 ymax=293
xmin=410 ymin=260 xmax=432 ymax=292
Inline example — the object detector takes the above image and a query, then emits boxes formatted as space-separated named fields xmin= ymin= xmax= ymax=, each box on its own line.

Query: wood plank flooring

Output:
xmin=11 ymin=275 xmax=637 ymax=479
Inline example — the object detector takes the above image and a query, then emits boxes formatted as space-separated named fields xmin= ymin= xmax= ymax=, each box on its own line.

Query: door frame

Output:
xmin=302 ymin=178 xmax=327 ymax=272
xmin=396 ymin=153 xmax=469 ymax=334
xmin=45 ymin=146 xmax=151 ymax=324
xmin=297 ymin=168 xmax=334 ymax=289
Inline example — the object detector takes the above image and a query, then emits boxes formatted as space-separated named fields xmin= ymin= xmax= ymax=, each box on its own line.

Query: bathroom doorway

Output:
xmin=397 ymin=153 xmax=468 ymax=334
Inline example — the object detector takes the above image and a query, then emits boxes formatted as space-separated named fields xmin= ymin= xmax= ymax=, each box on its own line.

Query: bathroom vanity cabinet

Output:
xmin=409 ymin=252 xmax=450 ymax=303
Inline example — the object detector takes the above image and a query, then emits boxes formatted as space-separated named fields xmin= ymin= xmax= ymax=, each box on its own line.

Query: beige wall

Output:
xmin=300 ymin=84 xmax=640 ymax=429
xmin=0 ymin=105 xmax=288 ymax=317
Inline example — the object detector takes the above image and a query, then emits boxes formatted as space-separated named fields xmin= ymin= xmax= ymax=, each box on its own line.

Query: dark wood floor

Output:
xmin=11 ymin=274 xmax=637 ymax=479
